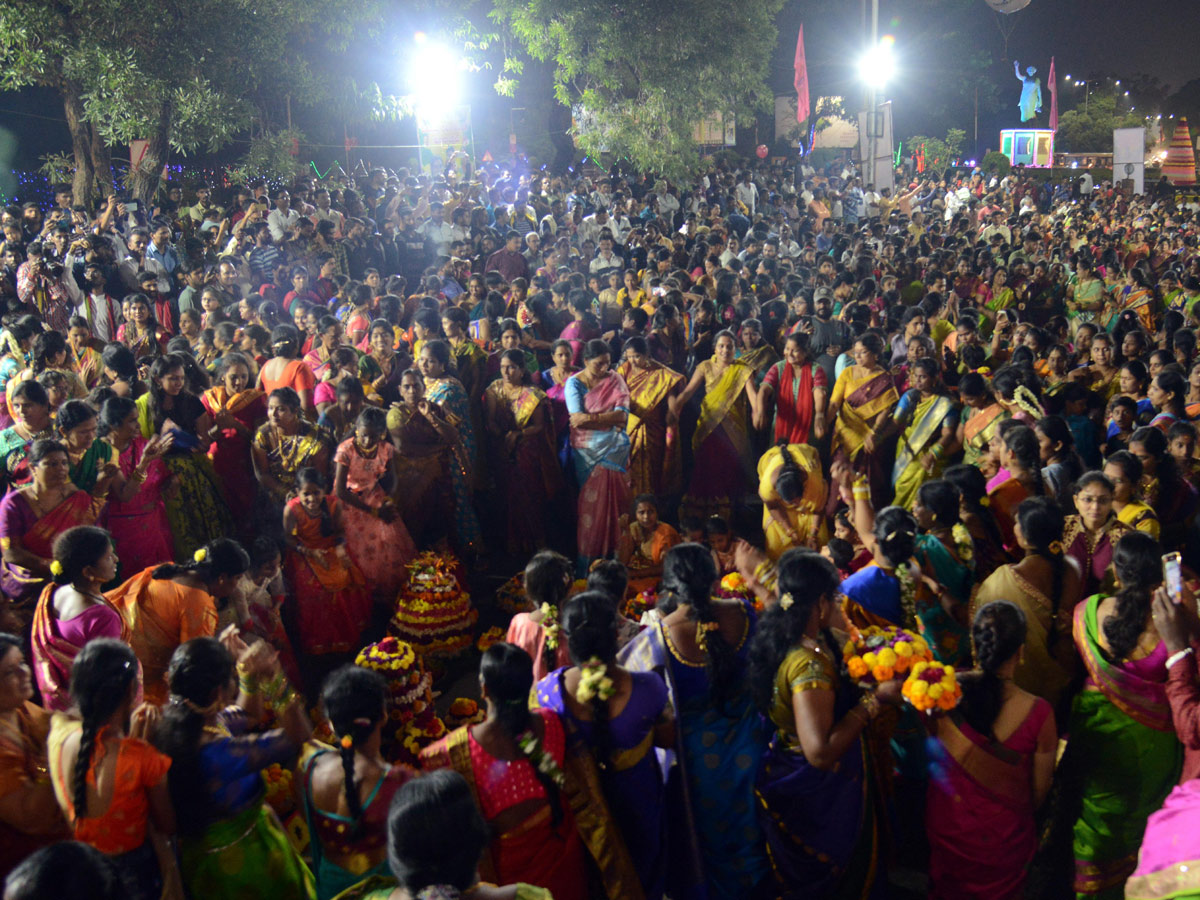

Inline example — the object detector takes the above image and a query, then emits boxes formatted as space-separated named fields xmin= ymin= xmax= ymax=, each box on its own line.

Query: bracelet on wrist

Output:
xmin=858 ymin=692 xmax=881 ymax=721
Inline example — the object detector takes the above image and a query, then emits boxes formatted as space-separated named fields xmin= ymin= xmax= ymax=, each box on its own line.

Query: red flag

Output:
xmin=1048 ymin=56 xmax=1058 ymax=132
xmin=794 ymin=25 xmax=810 ymax=124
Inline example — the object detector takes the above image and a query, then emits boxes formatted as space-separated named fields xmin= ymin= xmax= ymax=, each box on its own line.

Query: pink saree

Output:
xmin=566 ymin=371 xmax=632 ymax=563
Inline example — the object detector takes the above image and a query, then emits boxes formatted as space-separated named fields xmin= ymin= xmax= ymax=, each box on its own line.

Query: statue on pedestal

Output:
xmin=1013 ymin=61 xmax=1042 ymax=122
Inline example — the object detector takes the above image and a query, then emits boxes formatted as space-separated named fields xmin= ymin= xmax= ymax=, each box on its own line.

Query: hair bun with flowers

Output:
xmin=49 ymin=559 xmax=64 ymax=577
xmin=193 ymin=547 xmax=208 ymax=563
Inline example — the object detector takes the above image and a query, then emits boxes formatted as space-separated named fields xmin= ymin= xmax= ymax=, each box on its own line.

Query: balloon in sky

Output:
xmin=984 ymin=0 xmax=1031 ymax=12
xmin=756 ymin=144 xmax=769 ymax=159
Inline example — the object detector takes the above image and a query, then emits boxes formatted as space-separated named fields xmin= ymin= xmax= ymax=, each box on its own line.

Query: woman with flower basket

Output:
xmin=534 ymin=591 xmax=675 ymax=900
xmin=747 ymin=548 xmax=903 ymax=900
xmin=925 ymin=601 xmax=1057 ymax=900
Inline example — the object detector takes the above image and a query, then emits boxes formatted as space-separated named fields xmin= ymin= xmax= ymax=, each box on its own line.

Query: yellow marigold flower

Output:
xmin=894 ymin=641 xmax=914 ymax=658
xmin=862 ymin=651 xmax=878 ymax=667
xmin=909 ymin=679 xmax=929 ymax=697
xmin=877 ymin=648 xmax=898 ymax=667
xmin=928 ymin=684 xmax=944 ymax=700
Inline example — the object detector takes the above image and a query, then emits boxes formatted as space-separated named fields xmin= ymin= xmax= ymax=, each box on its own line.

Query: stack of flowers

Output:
xmin=716 ymin=572 xmax=762 ymax=612
xmin=446 ymin=697 xmax=485 ymax=728
xmin=622 ymin=589 xmax=657 ymax=621
xmin=391 ymin=551 xmax=477 ymax=660
xmin=843 ymin=625 xmax=933 ymax=685
xmin=261 ymin=763 xmax=295 ymax=817
xmin=495 ymin=573 xmax=530 ymax=616
xmin=476 ymin=626 xmax=506 ymax=653
xmin=355 ymin=636 xmax=447 ymax=764
xmin=902 ymin=661 xmax=963 ymax=713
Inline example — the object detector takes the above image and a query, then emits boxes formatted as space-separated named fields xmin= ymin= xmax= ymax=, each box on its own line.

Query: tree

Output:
xmin=905 ymin=128 xmax=967 ymax=175
xmin=0 ymin=0 xmax=381 ymax=204
xmin=487 ymin=0 xmax=786 ymax=178
xmin=1055 ymin=94 xmax=1148 ymax=153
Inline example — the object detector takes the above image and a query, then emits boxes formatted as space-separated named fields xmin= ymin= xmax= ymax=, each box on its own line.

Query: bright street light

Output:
xmin=858 ymin=36 xmax=896 ymax=89
xmin=408 ymin=32 xmax=464 ymax=113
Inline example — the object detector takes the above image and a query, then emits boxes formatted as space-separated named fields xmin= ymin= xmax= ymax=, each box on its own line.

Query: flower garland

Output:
xmin=843 ymin=624 xmax=932 ymax=684
xmin=541 ymin=603 xmax=561 ymax=650
xmin=896 ymin=563 xmax=919 ymax=630
xmin=576 ymin=658 xmax=615 ymax=703
xmin=951 ymin=522 xmax=974 ymax=565
xmin=516 ymin=728 xmax=566 ymax=788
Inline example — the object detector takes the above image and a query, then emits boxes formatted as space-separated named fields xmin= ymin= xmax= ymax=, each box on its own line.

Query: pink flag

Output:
xmin=794 ymin=26 xmax=810 ymax=124
xmin=1048 ymin=56 xmax=1058 ymax=132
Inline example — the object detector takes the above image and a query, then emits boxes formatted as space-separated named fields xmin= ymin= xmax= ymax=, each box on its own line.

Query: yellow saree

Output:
xmin=830 ymin=367 xmax=899 ymax=462
xmin=618 ymin=360 xmax=684 ymax=498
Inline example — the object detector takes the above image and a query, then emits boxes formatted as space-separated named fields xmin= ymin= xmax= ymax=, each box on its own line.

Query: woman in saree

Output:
xmin=0 ymin=440 xmax=99 ymax=628
xmin=258 ymin=325 xmax=317 ymax=421
xmin=156 ymin=634 xmax=315 ymax=900
xmin=1117 ymin=267 xmax=1157 ymax=334
xmin=541 ymin=339 xmax=579 ymax=472
xmin=617 ymin=336 xmax=683 ymax=500
xmin=1050 ymin=532 xmax=1182 ymax=899
xmin=136 ymin=354 xmax=234 ymax=562
xmin=617 ymin=494 xmax=681 ymax=598
xmin=56 ymin=400 xmax=126 ymax=497
xmin=619 ymin=543 xmax=769 ymax=900
xmin=332 ymin=408 xmax=416 ymax=598
xmin=417 ymin=340 xmax=483 ymax=554
xmin=1146 ymin=370 xmax=1188 ymax=433
xmin=31 ymin=526 xmax=127 ymax=712
xmin=443 ymin=306 xmax=488 ymax=446
xmin=300 ymin=666 xmax=414 ymax=900
xmin=106 ymin=538 xmax=247 ymax=707
xmin=747 ymin=548 xmax=898 ymax=900
xmin=251 ymin=387 xmax=329 ymax=538
xmin=97 ymin=397 xmax=172 ymax=578
xmin=1067 ymin=256 xmax=1110 ymax=331
xmin=283 ymin=469 xmax=371 ymax=658
xmin=826 ymin=332 xmax=898 ymax=505
xmin=7 ymin=330 xmax=86 ymax=420
xmin=971 ymin=497 xmax=1082 ymax=720
xmin=979 ymin=266 xmax=1017 ymax=325
xmin=333 ymin=768 xmax=555 ymax=900
xmin=535 ymin=591 xmax=674 ymax=900
xmin=1062 ymin=471 xmax=1133 ymax=601
xmin=420 ymin=643 xmax=593 ymax=900
xmin=485 ymin=318 xmax=541 ymax=387
xmin=878 ymin=357 xmax=959 ymax=510
xmin=0 ymin=633 xmax=71 ymax=881
xmin=988 ymin=424 xmax=1049 ymax=552
xmin=755 ymin=331 xmax=828 ymax=447
xmin=100 ymin=343 xmax=147 ymax=402
xmin=115 ymin=294 xmax=167 ymax=361
xmin=957 ymin=372 xmax=1009 ymax=468
xmin=734 ymin=318 xmax=778 ymax=384
xmin=757 ymin=441 xmax=827 ymax=559
xmin=201 ymin=351 xmax=266 ymax=526
xmin=926 ymin=601 xmax=1057 ymax=900
xmin=0 ymin=379 xmax=55 ymax=491
xmin=672 ymin=330 xmax=759 ymax=523
xmin=484 ymin=349 xmax=562 ymax=556
xmin=386 ymin=371 xmax=458 ymax=548
xmin=559 ymin=293 xmax=601 ymax=367
xmin=0 ymin=318 xmax=36 ymax=431
xmin=1129 ymin=426 xmax=1198 ymax=550
xmin=1104 ymin=452 xmax=1160 ymax=538
xmin=357 ymin=319 xmax=411 ymax=407
xmin=1070 ymin=333 xmax=1122 ymax=403
xmin=303 ymin=316 xmax=344 ymax=384
xmin=566 ymin=340 xmax=632 ymax=567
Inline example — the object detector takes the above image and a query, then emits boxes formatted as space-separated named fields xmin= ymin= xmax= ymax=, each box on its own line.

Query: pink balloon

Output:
xmin=756 ymin=144 xmax=769 ymax=159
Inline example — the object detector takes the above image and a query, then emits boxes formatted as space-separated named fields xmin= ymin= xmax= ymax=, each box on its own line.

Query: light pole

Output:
xmin=859 ymin=36 xmax=894 ymax=189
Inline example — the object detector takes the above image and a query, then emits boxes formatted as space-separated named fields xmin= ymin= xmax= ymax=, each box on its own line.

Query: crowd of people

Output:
xmin=2 ymin=153 xmax=1200 ymax=900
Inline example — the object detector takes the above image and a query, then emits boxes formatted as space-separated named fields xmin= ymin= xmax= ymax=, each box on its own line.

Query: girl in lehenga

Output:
xmin=566 ymin=340 xmax=632 ymax=566
xmin=155 ymin=635 xmax=316 ymax=900
xmin=757 ymin=441 xmax=827 ymax=560
xmin=877 ymin=358 xmax=959 ymax=511
xmin=617 ymin=336 xmax=684 ymax=500
xmin=332 ymin=408 xmax=416 ymax=599
xmin=826 ymin=332 xmax=898 ymax=505
xmin=1043 ymin=532 xmax=1182 ymax=900
xmin=672 ymin=330 xmax=760 ymax=522
xmin=135 ymin=354 xmax=234 ymax=562
xmin=747 ymin=549 xmax=899 ymax=900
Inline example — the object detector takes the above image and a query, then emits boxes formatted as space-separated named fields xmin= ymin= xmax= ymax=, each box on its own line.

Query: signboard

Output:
xmin=1113 ymin=127 xmax=1146 ymax=195
xmin=415 ymin=105 xmax=473 ymax=174
xmin=693 ymin=113 xmax=735 ymax=147
xmin=856 ymin=101 xmax=895 ymax=193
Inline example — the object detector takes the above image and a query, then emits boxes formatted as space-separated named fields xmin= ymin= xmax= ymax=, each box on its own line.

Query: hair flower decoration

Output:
xmin=193 ymin=547 xmax=208 ymax=563
xmin=1048 ymin=540 xmax=1064 ymax=555
xmin=340 ymin=735 xmax=353 ymax=750
xmin=576 ymin=658 xmax=616 ymax=703
xmin=49 ymin=559 xmax=64 ymax=576
xmin=540 ymin=603 xmax=560 ymax=650
xmin=779 ymin=592 xmax=795 ymax=611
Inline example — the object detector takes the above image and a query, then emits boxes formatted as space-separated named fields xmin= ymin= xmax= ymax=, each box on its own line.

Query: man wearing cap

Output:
xmin=796 ymin=286 xmax=853 ymax=385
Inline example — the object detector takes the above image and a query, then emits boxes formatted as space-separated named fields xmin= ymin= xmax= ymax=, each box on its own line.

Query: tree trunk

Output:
xmin=89 ymin=124 xmax=113 ymax=200
xmin=130 ymin=100 xmax=171 ymax=206
xmin=61 ymin=79 xmax=98 ymax=208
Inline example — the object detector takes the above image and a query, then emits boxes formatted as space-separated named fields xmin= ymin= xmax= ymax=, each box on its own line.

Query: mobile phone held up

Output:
xmin=1163 ymin=552 xmax=1183 ymax=605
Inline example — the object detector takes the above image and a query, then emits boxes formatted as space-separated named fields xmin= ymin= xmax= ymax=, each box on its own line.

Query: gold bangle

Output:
xmin=858 ymin=693 xmax=881 ymax=720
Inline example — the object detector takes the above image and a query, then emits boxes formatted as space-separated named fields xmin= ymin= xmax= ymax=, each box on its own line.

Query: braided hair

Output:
xmin=945 ymin=464 xmax=1007 ymax=552
xmin=1015 ymin=497 xmax=1067 ymax=649
xmin=385 ymin=770 xmax=489 ymax=896
xmin=523 ymin=550 xmax=572 ymax=675
xmin=68 ymin=639 xmax=138 ymax=819
xmin=321 ymin=665 xmax=388 ymax=831
xmin=155 ymin=637 xmax=235 ymax=835
xmin=480 ymin=643 xmax=563 ymax=825
xmin=748 ymin=549 xmax=842 ymax=713
xmin=662 ymin=543 xmax=741 ymax=709
xmin=1103 ymin=531 xmax=1162 ymax=662
xmin=1002 ymin=425 xmax=1046 ymax=496
xmin=561 ymin=591 xmax=619 ymax=769
xmin=961 ymin=601 xmax=1026 ymax=739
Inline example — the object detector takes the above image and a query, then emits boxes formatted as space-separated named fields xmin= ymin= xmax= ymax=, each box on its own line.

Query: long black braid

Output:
xmin=67 ymin=640 xmax=138 ymax=819
xmin=321 ymin=666 xmax=388 ymax=833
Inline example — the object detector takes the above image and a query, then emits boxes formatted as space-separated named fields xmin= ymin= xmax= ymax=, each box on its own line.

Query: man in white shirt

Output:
xmin=734 ymin=172 xmax=759 ymax=217
xmin=419 ymin=203 xmax=456 ymax=258
xmin=578 ymin=208 xmax=612 ymax=247
xmin=863 ymin=186 xmax=881 ymax=219
xmin=62 ymin=257 xmax=121 ymax=341
xmin=113 ymin=228 xmax=169 ymax=294
xmin=1079 ymin=171 xmax=1094 ymax=196
xmin=311 ymin=188 xmax=344 ymax=235
xmin=589 ymin=233 xmax=624 ymax=274
xmin=266 ymin=190 xmax=301 ymax=242
xmin=654 ymin=183 xmax=680 ymax=220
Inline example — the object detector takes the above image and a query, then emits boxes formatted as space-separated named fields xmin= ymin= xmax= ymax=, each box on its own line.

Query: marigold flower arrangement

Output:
xmin=902 ymin=661 xmax=963 ymax=713
xmin=261 ymin=763 xmax=295 ymax=816
xmin=477 ymin=626 xmax=506 ymax=653
xmin=715 ymin=572 xmax=763 ymax=612
xmin=622 ymin=589 xmax=657 ymax=621
xmin=842 ymin=624 xmax=932 ymax=685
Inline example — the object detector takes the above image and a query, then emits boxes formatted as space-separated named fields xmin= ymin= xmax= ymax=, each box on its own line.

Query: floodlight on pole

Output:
xmin=408 ymin=32 xmax=463 ymax=115
xmin=858 ymin=36 xmax=896 ymax=90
